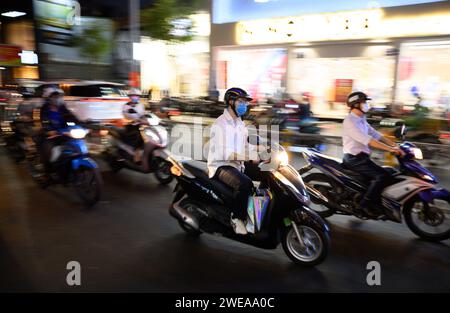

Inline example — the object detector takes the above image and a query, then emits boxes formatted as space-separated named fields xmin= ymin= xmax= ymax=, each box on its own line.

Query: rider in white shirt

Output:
xmin=342 ymin=91 xmax=405 ymax=217
xmin=207 ymin=87 xmax=260 ymax=235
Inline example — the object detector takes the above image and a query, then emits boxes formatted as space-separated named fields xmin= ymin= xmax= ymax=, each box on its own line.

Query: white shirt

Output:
xmin=207 ymin=109 xmax=254 ymax=178
xmin=123 ymin=102 xmax=145 ymax=120
xmin=342 ymin=112 xmax=382 ymax=155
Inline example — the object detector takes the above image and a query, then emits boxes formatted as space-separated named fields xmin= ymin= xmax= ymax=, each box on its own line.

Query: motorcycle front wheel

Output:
xmin=281 ymin=221 xmax=330 ymax=266
xmin=72 ymin=167 xmax=103 ymax=207
xmin=404 ymin=196 xmax=450 ymax=242
xmin=154 ymin=157 xmax=173 ymax=185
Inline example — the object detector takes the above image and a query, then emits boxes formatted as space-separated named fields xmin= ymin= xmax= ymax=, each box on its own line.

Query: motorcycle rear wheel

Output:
xmin=26 ymin=154 xmax=50 ymax=189
xmin=302 ymin=173 xmax=337 ymax=218
xmin=175 ymin=199 xmax=202 ymax=237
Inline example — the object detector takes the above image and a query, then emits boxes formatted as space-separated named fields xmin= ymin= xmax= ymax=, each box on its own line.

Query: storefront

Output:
xmin=396 ymin=40 xmax=450 ymax=114
xmin=0 ymin=21 xmax=39 ymax=85
xmin=216 ymin=47 xmax=287 ymax=101
xmin=137 ymin=12 xmax=210 ymax=100
xmin=287 ymin=43 xmax=397 ymax=116
xmin=210 ymin=0 xmax=450 ymax=117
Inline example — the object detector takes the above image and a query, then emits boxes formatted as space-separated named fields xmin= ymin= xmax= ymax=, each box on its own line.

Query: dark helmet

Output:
xmin=346 ymin=91 xmax=371 ymax=108
xmin=224 ymin=87 xmax=252 ymax=106
xmin=43 ymin=86 xmax=64 ymax=98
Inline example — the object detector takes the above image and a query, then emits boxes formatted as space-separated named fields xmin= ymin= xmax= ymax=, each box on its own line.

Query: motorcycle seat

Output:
xmin=313 ymin=152 xmax=371 ymax=185
xmin=382 ymin=166 xmax=400 ymax=176
xmin=340 ymin=164 xmax=371 ymax=185
xmin=182 ymin=160 xmax=235 ymax=201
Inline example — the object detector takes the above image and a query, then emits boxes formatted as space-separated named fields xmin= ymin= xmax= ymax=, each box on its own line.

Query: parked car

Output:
xmin=20 ymin=80 xmax=129 ymax=122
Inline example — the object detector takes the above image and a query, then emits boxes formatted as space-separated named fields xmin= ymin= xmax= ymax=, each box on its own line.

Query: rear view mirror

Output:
xmin=394 ymin=124 xmax=407 ymax=140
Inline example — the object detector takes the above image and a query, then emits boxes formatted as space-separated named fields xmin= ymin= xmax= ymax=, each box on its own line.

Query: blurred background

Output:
xmin=1 ymin=0 xmax=450 ymax=293
xmin=0 ymin=1 xmax=449 ymax=142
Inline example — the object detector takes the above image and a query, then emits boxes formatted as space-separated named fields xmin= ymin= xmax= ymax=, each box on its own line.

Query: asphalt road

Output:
xmin=1 ymin=136 xmax=450 ymax=292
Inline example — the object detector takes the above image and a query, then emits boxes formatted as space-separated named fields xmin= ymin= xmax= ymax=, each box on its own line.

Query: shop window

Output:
xmin=396 ymin=41 xmax=450 ymax=113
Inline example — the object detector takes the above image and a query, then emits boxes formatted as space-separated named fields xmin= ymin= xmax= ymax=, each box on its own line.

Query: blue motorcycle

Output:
xmin=27 ymin=123 xmax=103 ymax=207
xmin=299 ymin=142 xmax=450 ymax=242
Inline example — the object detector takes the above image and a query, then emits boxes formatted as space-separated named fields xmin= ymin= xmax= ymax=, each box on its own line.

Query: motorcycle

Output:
xmin=102 ymin=112 xmax=173 ymax=185
xmin=27 ymin=122 xmax=103 ymax=207
xmin=4 ymin=118 xmax=37 ymax=162
xmin=166 ymin=142 xmax=330 ymax=266
xmin=299 ymin=135 xmax=450 ymax=242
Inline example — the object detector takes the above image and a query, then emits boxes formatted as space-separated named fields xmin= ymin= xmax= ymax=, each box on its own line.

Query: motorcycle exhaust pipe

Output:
xmin=170 ymin=200 xmax=200 ymax=230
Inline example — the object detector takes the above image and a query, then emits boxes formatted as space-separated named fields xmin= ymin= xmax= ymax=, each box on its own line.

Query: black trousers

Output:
xmin=343 ymin=153 xmax=391 ymax=206
xmin=124 ymin=124 xmax=143 ymax=149
xmin=214 ymin=162 xmax=260 ymax=220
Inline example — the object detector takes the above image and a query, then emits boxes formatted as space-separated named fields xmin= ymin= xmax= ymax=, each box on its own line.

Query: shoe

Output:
xmin=360 ymin=202 xmax=385 ymax=219
xmin=245 ymin=219 xmax=255 ymax=234
xmin=231 ymin=217 xmax=248 ymax=235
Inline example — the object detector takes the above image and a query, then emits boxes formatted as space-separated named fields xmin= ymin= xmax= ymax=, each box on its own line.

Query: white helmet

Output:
xmin=43 ymin=86 xmax=64 ymax=98
xmin=128 ymin=88 xmax=142 ymax=97
xmin=128 ymin=88 xmax=141 ymax=96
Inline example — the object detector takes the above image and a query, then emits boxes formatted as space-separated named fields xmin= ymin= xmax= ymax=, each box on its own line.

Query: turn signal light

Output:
xmin=170 ymin=165 xmax=182 ymax=177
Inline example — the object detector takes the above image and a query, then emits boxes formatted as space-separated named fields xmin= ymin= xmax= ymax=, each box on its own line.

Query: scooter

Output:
xmin=102 ymin=112 xmax=173 ymax=185
xmin=166 ymin=143 xmax=330 ymax=266
xmin=27 ymin=122 xmax=103 ymax=207
xmin=299 ymin=131 xmax=450 ymax=241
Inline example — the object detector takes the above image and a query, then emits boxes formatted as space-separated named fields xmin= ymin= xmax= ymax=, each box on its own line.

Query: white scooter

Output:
xmin=102 ymin=112 xmax=173 ymax=185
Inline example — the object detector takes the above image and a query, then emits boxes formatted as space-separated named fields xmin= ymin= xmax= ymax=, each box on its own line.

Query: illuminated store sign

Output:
xmin=236 ymin=9 xmax=450 ymax=45
xmin=33 ymin=0 xmax=81 ymax=45
xmin=19 ymin=50 xmax=39 ymax=64
xmin=213 ymin=0 xmax=443 ymax=24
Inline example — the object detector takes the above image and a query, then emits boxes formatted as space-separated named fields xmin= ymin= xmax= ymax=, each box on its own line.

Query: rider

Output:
xmin=122 ymin=88 xmax=146 ymax=163
xmin=207 ymin=87 xmax=261 ymax=235
xmin=39 ymin=86 xmax=80 ymax=175
xmin=342 ymin=91 xmax=405 ymax=217
xmin=298 ymin=92 xmax=311 ymax=120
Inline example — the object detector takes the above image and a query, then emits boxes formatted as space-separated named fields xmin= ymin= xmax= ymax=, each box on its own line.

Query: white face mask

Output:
xmin=361 ymin=102 xmax=370 ymax=113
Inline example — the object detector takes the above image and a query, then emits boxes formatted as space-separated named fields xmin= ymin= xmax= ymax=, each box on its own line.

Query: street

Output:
xmin=1 ymin=141 xmax=449 ymax=292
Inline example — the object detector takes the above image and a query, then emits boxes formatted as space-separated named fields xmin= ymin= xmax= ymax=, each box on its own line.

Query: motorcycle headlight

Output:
xmin=70 ymin=128 xmax=88 ymax=139
xmin=277 ymin=150 xmax=289 ymax=166
xmin=412 ymin=148 xmax=423 ymax=160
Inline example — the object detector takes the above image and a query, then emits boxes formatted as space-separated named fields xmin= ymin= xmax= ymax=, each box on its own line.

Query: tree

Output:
xmin=71 ymin=26 xmax=111 ymax=78
xmin=140 ymin=0 xmax=206 ymax=43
